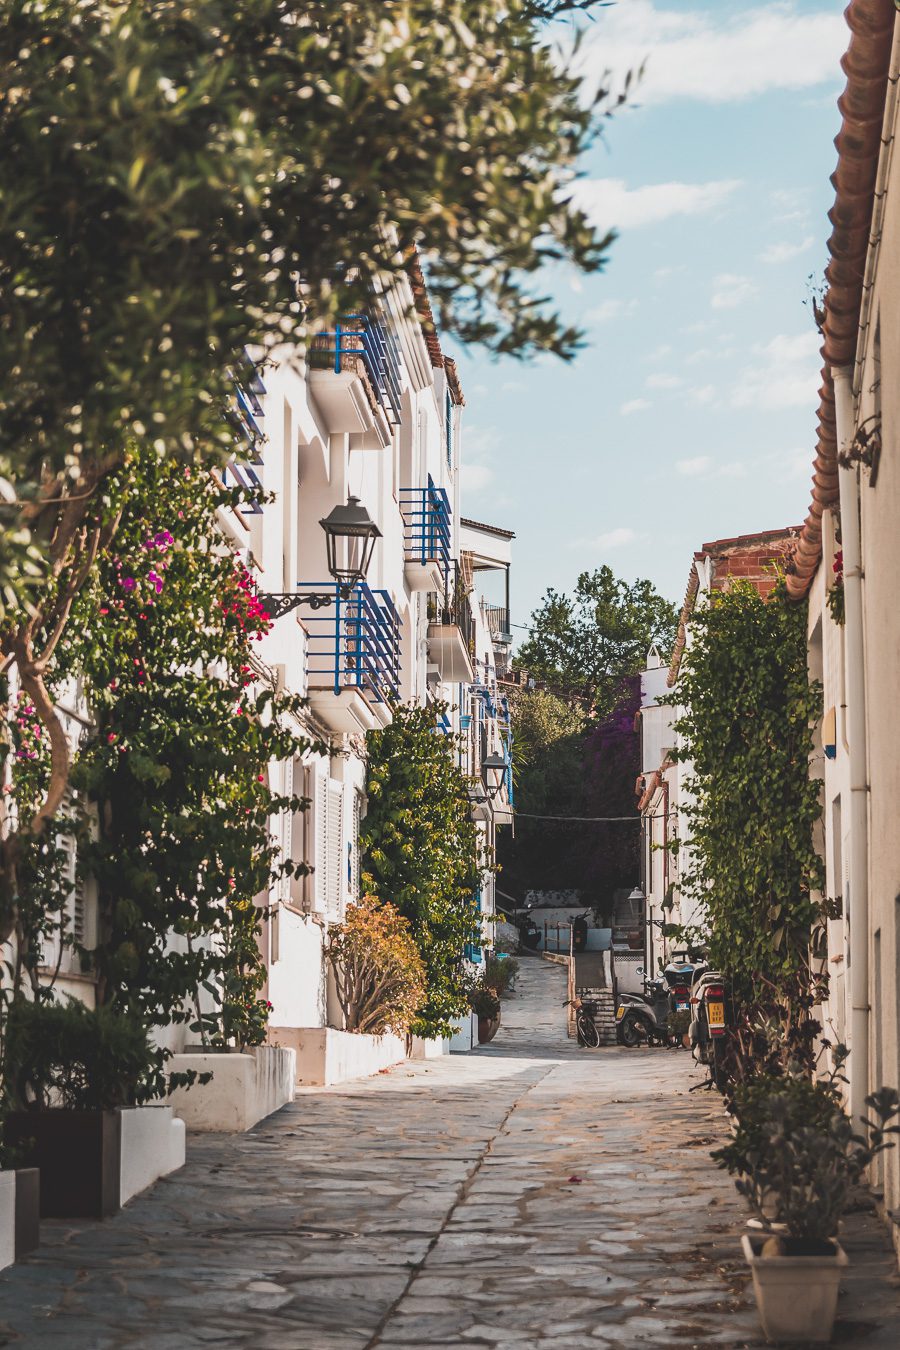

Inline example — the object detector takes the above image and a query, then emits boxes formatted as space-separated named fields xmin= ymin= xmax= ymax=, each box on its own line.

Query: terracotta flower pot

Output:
xmin=477 ymin=1011 xmax=501 ymax=1044
xmin=742 ymin=1232 xmax=847 ymax=1343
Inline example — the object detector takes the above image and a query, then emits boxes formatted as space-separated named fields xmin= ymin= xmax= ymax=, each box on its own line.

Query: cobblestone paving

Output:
xmin=1 ymin=957 xmax=899 ymax=1348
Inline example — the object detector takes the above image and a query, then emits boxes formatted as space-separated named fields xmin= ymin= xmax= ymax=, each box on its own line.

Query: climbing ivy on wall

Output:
xmin=672 ymin=579 xmax=824 ymax=997
xmin=361 ymin=704 xmax=486 ymax=1039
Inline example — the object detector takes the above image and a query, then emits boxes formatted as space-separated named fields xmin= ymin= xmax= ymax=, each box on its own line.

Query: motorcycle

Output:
xmin=688 ymin=969 xmax=729 ymax=1087
xmin=615 ymin=973 xmax=673 ymax=1047
xmin=662 ymin=957 xmax=706 ymax=1044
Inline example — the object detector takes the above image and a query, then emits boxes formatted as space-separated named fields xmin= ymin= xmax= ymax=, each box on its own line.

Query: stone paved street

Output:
xmin=1 ymin=957 xmax=899 ymax=1348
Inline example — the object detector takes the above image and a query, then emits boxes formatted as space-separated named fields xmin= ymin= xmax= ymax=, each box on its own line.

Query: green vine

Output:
xmin=671 ymin=579 xmax=824 ymax=1000
xmin=361 ymin=703 xmax=488 ymax=1039
xmin=3 ymin=446 xmax=314 ymax=1101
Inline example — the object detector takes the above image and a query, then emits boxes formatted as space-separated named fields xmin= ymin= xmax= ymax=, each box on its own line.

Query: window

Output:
xmin=445 ymin=390 xmax=453 ymax=470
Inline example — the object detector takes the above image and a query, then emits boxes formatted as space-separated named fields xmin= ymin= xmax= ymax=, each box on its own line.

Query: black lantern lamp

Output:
xmin=261 ymin=494 xmax=381 ymax=619
xmin=320 ymin=495 xmax=381 ymax=597
xmin=481 ymin=751 xmax=508 ymax=801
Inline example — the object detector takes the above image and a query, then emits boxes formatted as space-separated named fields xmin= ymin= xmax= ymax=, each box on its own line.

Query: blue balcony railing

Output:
xmin=303 ymin=582 xmax=400 ymax=705
xmin=223 ymin=355 xmax=265 ymax=514
xmin=399 ymin=476 xmax=451 ymax=575
xmin=310 ymin=314 xmax=402 ymax=425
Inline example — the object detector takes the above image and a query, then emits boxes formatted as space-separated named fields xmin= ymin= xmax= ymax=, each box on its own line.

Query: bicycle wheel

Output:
xmin=577 ymin=1013 xmax=601 ymax=1048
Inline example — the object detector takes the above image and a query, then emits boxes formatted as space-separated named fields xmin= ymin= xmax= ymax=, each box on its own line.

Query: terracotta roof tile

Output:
xmin=787 ymin=0 xmax=896 ymax=600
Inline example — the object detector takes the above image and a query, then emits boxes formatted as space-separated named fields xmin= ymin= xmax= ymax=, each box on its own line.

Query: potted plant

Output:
xmin=715 ymin=1065 xmax=899 ymax=1343
xmin=469 ymin=982 xmax=501 ymax=1044
xmin=2 ymin=997 xmax=166 ymax=1219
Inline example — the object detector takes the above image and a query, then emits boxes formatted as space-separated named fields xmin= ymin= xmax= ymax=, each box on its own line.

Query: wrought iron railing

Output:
xmin=428 ymin=561 xmax=475 ymax=658
xmin=303 ymin=582 xmax=400 ymax=704
xmin=309 ymin=313 xmax=402 ymax=424
xmin=399 ymin=476 xmax=451 ymax=575
xmin=482 ymin=603 xmax=512 ymax=643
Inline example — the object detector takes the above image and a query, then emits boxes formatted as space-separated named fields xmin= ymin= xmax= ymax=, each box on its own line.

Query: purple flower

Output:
xmin=147 ymin=570 xmax=164 ymax=594
xmin=122 ymin=577 xmax=136 ymax=592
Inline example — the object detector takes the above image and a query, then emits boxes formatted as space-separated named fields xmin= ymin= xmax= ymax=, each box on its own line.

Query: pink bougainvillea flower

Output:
xmin=107 ymin=733 xmax=117 ymax=744
xmin=122 ymin=577 xmax=136 ymax=591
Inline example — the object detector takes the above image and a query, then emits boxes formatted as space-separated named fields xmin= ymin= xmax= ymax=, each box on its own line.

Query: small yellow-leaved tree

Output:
xmin=327 ymin=896 xmax=426 ymax=1036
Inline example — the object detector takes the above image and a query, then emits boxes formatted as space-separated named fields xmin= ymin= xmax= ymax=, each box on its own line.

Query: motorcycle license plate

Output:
xmin=708 ymin=1001 xmax=725 ymax=1029
xmin=616 ymin=1006 xmax=626 ymax=1020
xmin=676 ymin=1001 xmax=689 ymax=1011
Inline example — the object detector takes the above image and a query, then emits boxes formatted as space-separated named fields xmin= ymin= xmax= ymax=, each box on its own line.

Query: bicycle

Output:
xmin=566 ymin=997 xmax=601 ymax=1049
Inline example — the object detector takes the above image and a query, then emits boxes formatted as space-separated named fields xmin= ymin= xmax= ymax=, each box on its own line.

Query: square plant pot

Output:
xmin=742 ymin=1232 xmax=847 ymax=1344
xmin=4 ymin=1112 xmax=120 ymax=1220
xmin=14 ymin=1168 xmax=39 ymax=1258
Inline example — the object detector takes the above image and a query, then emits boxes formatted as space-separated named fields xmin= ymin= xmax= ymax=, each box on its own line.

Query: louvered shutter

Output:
xmin=281 ymin=759 xmax=293 ymax=902
xmin=326 ymin=783 xmax=344 ymax=923
xmin=351 ymin=792 xmax=362 ymax=900
xmin=314 ymin=774 xmax=328 ymax=914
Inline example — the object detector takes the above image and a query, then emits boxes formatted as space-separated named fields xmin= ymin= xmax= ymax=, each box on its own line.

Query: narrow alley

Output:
xmin=1 ymin=958 xmax=898 ymax=1350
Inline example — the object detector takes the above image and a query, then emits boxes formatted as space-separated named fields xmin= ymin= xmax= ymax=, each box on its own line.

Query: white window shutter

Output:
xmin=314 ymin=774 xmax=328 ymax=914
xmin=352 ymin=792 xmax=362 ymax=900
xmin=326 ymin=783 xmax=344 ymax=923
xmin=281 ymin=759 xmax=293 ymax=902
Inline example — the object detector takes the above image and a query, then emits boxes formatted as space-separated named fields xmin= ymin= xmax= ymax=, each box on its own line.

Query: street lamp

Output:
xmin=320 ymin=495 xmax=382 ymax=596
xmin=261 ymin=494 xmax=381 ymax=619
xmin=481 ymin=751 xmax=508 ymax=801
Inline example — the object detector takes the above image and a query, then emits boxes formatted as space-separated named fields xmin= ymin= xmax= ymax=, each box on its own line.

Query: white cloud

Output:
xmin=459 ymin=424 xmax=499 ymax=497
xmin=584 ymin=297 xmax=637 ymax=324
xmin=580 ymin=527 xmax=639 ymax=551
xmin=646 ymin=372 xmax=682 ymax=390
xmin=677 ymin=456 xmax=712 ymax=477
xmin=576 ymin=2 xmax=845 ymax=106
xmin=711 ymin=273 xmax=757 ymax=310
xmin=760 ymin=235 xmax=815 ymax=264
xmin=688 ymin=384 xmax=717 ymax=406
xmin=576 ymin=177 xmax=740 ymax=232
xmin=459 ymin=463 xmax=494 ymax=494
xmin=620 ymin=398 xmax=650 ymax=416
xmin=676 ymin=454 xmax=746 ymax=480
xmin=645 ymin=343 xmax=673 ymax=362
xmin=732 ymin=331 xmax=821 ymax=410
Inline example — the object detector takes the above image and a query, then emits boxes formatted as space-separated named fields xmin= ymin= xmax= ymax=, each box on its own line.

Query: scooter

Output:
xmin=689 ymin=969 xmax=729 ymax=1087
xmin=615 ymin=974 xmax=672 ymax=1047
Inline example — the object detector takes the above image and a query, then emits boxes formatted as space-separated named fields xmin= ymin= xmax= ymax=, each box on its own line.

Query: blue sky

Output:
xmin=454 ymin=1 xmax=847 ymax=626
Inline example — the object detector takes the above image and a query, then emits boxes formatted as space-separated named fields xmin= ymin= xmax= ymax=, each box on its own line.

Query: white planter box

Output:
xmin=119 ymin=1105 xmax=185 ymax=1206
xmin=0 ymin=1171 xmax=15 ymax=1272
xmin=409 ymin=1035 xmax=450 ymax=1060
xmin=742 ymin=1233 xmax=847 ymax=1343
xmin=272 ymin=1026 xmax=406 ymax=1086
xmin=449 ymin=1012 xmax=478 ymax=1054
xmin=166 ymin=1046 xmax=296 ymax=1132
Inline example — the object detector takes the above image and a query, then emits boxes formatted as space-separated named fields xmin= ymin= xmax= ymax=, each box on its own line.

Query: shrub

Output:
xmin=327 ymin=896 xmax=426 ymax=1036
xmin=467 ymin=980 xmax=501 ymax=1020
xmin=3 ymin=998 xmax=155 ymax=1111
xmin=714 ymin=1059 xmax=900 ymax=1245
xmin=484 ymin=952 xmax=519 ymax=999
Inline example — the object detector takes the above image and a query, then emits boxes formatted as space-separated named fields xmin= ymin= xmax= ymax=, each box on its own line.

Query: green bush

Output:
xmin=484 ymin=952 xmax=519 ymax=999
xmin=714 ymin=1065 xmax=900 ymax=1243
xmin=3 ymin=998 xmax=155 ymax=1112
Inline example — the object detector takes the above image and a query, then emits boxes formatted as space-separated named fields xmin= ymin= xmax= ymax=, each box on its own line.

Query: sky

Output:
xmin=453 ymin=0 xmax=848 ymax=628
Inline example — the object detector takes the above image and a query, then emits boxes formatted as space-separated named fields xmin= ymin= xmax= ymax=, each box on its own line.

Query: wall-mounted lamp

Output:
xmin=481 ymin=751 xmax=508 ymax=801
xmin=262 ymin=494 xmax=381 ymax=619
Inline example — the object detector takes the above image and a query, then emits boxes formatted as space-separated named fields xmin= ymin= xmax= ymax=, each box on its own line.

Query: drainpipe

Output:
xmin=833 ymin=365 xmax=869 ymax=1129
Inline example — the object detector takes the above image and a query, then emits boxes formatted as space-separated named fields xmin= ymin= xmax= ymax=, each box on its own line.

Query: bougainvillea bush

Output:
xmin=327 ymin=895 xmax=426 ymax=1036
xmin=1 ymin=445 xmax=312 ymax=1099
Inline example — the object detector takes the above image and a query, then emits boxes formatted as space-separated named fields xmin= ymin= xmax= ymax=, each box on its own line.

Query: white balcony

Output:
xmin=427 ymin=620 xmax=475 ymax=683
